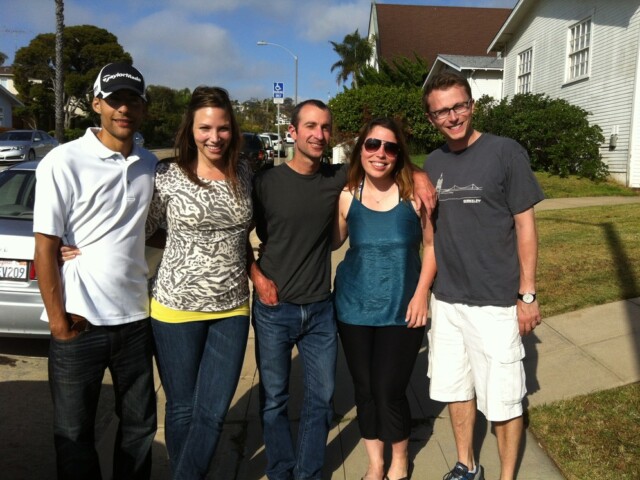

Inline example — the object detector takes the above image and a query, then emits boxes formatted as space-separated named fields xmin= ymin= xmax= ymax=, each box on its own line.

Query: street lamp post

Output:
xmin=257 ymin=40 xmax=298 ymax=106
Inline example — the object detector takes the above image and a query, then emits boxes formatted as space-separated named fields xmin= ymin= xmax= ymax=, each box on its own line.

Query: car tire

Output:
xmin=27 ymin=150 xmax=36 ymax=161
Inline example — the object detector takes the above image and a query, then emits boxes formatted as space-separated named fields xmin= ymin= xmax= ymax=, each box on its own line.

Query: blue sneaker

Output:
xmin=443 ymin=462 xmax=485 ymax=480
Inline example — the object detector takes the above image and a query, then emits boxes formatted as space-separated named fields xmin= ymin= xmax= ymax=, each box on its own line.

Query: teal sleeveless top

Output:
xmin=334 ymin=194 xmax=422 ymax=327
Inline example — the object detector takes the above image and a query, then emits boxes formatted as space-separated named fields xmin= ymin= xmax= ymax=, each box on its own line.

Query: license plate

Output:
xmin=0 ymin=259 xmax=29 ymax=281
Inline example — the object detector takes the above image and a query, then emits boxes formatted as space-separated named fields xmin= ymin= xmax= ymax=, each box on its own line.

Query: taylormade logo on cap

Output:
xmin=93 ymin=62 xmax=147 ymax=101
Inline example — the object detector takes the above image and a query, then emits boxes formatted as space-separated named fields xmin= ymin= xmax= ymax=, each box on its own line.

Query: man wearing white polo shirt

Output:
xmin=33 ymin=62 xmax=157 ymax=480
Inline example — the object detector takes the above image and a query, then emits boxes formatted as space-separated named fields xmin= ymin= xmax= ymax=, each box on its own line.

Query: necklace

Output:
xmin=363 ymin=178 xmax=396 ymax=204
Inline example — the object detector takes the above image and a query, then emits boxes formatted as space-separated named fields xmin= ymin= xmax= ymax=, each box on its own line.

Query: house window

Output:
xmin=517 ymin=48 xmax=532 ymax=94
xmin=568 ymin=18 xmax=591 ymax=81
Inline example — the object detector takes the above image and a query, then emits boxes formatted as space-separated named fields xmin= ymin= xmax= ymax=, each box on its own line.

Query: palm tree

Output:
xmin=329 ymin=29 xmax=373 ymax=89
xmin=55 ymin=0 xmax=65 ymax=141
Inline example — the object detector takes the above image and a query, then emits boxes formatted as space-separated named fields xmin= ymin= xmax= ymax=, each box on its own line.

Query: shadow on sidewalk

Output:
xmin=0 ymin=337 xmax=116 ymax=479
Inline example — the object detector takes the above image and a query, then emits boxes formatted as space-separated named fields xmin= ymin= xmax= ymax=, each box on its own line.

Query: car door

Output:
xmin=31 ymin=131 xmax=46 ymax=159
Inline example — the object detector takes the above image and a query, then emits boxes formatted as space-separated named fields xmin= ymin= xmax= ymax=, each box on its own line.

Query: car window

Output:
xmin=242 ymin=133 xmax=264 ymax=150
xmin=0 ymin=132 xmax=32 ymax=141
xmin=0 ymin=170 xmax=36 ymax=220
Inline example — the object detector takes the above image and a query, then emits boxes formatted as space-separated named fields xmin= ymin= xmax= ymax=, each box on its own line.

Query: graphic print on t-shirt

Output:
xmin=435 ymin=173 xmax=483 ymax=204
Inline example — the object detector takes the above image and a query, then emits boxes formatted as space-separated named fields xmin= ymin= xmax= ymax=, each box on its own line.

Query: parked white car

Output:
xmin=261 ymin=132 xmax=285 ymax=157
xmin=259 ymin=134 xmax=276 ymax=162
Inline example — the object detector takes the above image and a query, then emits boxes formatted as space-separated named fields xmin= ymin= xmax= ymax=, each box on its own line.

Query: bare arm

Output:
xmin=247 ymin=230 xmax=279 ymax=305
xmin=405 ymin=207 xmax=437 ymax=328
xmin=410 ymin=167 xmax=437 ymax=217
xmin=514 ymin=207 xmax=541 ymax=336
xmin=34 ymin=233 xmax=76 ymax=340
xmin=332 ymin=189 xmax=351 ymax=250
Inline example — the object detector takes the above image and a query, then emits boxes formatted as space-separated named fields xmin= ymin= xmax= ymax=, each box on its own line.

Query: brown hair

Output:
xmin=290 ymin=99 xmax=332 ymax=129
xmin=347 ymin=117 xmax=413 ymax=201
xmin=173 ymin=86 xmax=242 ymax=193
xmin=422 ymin=71 xmax=472 ymax=111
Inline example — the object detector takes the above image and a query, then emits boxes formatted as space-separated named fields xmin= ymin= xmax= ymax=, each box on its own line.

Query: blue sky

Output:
xmin=1 ymin=0 xmax=517 ymax=102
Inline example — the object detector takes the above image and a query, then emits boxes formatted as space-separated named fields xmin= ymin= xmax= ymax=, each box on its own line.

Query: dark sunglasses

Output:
xmin=363 ymin=138 xmax=400 ymax=157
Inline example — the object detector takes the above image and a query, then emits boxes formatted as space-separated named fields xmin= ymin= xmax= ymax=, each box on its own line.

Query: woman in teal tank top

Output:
xmin=333 ymin=118 xmax=436 ymax=480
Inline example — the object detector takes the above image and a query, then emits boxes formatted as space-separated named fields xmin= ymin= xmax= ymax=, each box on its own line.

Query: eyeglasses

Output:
xmin=363 ymin=138 xmax=400 ymax=157
xmin=428 ymin=99 xmax=474 ymax=120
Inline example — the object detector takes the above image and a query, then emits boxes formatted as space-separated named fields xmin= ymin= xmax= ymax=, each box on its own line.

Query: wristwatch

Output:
xmin=518 ymin=292 xmax=537 ymax=304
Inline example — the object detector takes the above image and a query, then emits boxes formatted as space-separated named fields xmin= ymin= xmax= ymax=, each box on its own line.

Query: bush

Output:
xmin=474 ymin=93 xmax=608 ymax=181
xmin=331 ymin=87 xmax=608 ymax=180
xmin=329 ymin=85 xmax=443 ymax=153
xmin=64 ymin=128 xmax=86 ymax=142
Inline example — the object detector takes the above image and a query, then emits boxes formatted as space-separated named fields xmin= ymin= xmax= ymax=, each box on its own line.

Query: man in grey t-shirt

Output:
xmin=423 ymin=71 xmax=544 ymax=480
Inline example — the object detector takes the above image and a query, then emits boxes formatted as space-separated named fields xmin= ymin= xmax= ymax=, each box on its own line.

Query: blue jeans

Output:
xmin=48 ymin=319 xmax=156 ymax=480
xmin=252 ymin=296 xmax=337 ymax=480
xmin=152 ymin=315 xmax=249 ymax=480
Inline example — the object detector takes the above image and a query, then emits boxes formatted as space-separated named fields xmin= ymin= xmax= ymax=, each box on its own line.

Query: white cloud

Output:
xmin=118 ymin=11 xmax=246 ymax=90
xmin=297 ymin=1 xmax=372 ymax=42
xmin=161 ymin=0 xmax=295 ymax=16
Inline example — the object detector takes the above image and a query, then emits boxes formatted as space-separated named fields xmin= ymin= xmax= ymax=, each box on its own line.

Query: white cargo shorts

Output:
xmin=427 ymin=295 xmax=526 ymax=422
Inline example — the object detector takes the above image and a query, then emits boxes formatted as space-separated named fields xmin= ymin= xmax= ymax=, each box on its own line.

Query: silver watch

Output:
xmin=517 ymin=292 xmax=536 ymax=304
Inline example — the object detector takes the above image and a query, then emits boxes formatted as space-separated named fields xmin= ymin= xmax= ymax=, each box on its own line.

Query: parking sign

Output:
xmin=273 ymin=82 xmax=284 ymax=104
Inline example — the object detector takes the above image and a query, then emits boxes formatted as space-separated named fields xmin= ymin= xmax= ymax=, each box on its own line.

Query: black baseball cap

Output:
xmin=93 ymin=62 xmax=147 ymax=101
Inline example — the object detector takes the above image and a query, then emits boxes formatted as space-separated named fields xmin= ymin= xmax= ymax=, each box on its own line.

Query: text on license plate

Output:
xmin=0 ymin=259 xmax=29 ymax=281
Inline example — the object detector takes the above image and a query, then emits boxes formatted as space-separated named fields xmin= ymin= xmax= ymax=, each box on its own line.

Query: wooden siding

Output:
xmin=0 ymin=94 xmax=16 ymax=128
xmin=469 ymin=71 xmax=504 ymax=100
xmin=500 ymin=0 xmax=640 ymax=185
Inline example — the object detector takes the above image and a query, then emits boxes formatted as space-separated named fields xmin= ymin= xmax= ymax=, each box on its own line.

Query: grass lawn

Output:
xmin=536 ymin=204 xmax=640 ymax=317
xmin=530 ymin=203 xmax=640 ymax=479
xmin=412 ymin=151 xmax=640 ymax=479
xmin=528 ymin=384 xmax=640 ymax=480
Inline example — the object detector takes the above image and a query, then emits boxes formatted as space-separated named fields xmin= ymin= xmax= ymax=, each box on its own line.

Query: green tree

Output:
xmin=0 ymin=51 xmax=7 ymax=66
xmin=140 ymin=85 xmax=191 ymax=148
xmin=329 ymin=29 xmax=373 ymax=89
xmin=13 ymin=25 xmax=131 ymax=131
xmin=235 ymin=97 xmax=294 ymax=133
xmin=356 ymin=54 xmax=430 ymax=88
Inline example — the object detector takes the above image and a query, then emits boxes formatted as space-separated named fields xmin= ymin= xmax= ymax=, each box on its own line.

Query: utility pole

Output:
xmin=0 ymin=27 xmax=28 ymax=61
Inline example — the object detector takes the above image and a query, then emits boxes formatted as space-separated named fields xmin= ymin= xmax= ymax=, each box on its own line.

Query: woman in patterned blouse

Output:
xmin=146 ymin=86 xmax=254 ymax=480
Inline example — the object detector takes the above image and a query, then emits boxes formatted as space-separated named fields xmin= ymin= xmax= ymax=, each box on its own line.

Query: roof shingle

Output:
xmin=373 ymin=4 xmax=511 ymax=67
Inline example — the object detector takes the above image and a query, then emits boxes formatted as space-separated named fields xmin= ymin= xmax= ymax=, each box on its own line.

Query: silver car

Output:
xmin=0 ymin=129 xmax=59 ymax=163
xmin=0 ymin=161 xmax=47 ymax=336
xmin=0 ymin=161 xmax=164 ymax=337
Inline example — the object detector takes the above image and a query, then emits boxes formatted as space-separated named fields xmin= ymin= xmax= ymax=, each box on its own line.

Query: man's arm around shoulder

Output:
xmin=246 ymin=235 xmax=279 ymax=306
xmin=410 ymin=165 xmax=437 ymax=217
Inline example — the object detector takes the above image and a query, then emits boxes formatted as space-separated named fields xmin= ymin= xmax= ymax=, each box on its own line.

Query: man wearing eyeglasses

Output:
xmin=422 ymin=71 xmax=544 ymax=480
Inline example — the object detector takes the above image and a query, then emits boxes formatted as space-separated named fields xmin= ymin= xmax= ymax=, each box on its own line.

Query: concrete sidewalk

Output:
xmin=98 ymin=195 xmax=640 ymax=479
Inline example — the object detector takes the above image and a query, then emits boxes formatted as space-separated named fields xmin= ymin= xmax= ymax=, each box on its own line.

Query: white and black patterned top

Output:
xmin=147 ymin=159 xmax=253 ymax=312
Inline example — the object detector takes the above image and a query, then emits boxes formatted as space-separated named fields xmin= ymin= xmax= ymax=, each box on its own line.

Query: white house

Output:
xmin=0 ymin=66 xmax=18 ymax=95
xmin=424 ymin=55 xmax=504 ymax=101
xmin=488 ymin=0 xmax=640 ymax=187
xmin=0 ymin=84 xmax=23 ymax=129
